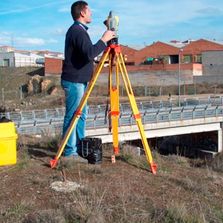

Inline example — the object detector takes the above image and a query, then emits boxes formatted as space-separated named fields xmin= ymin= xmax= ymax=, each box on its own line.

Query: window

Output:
xmin=183 ymin=55 xmax=192 ymax=63
xmin=194 ymin=54 xmax=202 ymax=63
xmin=169 ymin=55 xmax=179 ymax=64
xmin=3 ymin=59 xmax=10 ymax=67
xmin=162 ymin=56 xmax=169 ymax=64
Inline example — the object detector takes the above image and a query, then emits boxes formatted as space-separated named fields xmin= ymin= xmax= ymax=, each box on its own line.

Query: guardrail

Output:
xmin=1 ymin=102 xmax=223 ymax=135
xmin=88 ymin=96 xmax=223 ymax=113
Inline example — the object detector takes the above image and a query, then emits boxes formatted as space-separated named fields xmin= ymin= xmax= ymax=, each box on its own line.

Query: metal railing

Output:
xmin=1 ymin=101 xmax=223 ymax=135
xmin=88 ymin=96 xmax=223 ymax=113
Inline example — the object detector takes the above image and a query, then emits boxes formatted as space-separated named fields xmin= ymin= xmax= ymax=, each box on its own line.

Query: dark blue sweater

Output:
xmin=61 ymin=22 xmax=106 ymax=83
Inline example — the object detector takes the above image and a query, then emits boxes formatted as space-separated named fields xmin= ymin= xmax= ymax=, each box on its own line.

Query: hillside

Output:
xmin=1 ymin=68 xmax=223 ymax=222
xmin=1 ymin=67 xmax=223 ymax=112
xmin=0 ymin=135 xmax=223 ymax=223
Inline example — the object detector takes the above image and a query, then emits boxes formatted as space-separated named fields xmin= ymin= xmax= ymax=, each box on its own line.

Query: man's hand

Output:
xmin=101 ymin=30 xmax=116 ymax=43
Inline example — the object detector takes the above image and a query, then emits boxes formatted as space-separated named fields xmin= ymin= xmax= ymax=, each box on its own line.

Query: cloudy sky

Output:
xmin=0 ymin=0 xmax=223 ymax=52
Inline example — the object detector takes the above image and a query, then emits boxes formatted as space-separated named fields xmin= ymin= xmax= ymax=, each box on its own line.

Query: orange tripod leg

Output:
xmin=110 ymin=86 xmax=120 ymax=155
xmin=117 ymin=52 xmax=157 ymax=175
xmin=50 ymin=48 xmax=110 ymax=168
xmin=110 ymin=88 xmax=120 ymax=155
xmin=109 ymin=51 xmax=120 ymax=155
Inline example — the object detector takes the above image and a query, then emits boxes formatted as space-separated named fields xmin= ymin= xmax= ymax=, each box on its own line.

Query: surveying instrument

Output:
xmin=50 ymin=11 xmax=157 ymax=174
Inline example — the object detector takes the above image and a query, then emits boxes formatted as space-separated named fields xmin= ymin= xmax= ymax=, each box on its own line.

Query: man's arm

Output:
xmin=75 ymin=29 xmax=115 ymax=61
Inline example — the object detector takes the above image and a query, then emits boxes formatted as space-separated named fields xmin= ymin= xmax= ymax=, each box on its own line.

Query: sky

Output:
xmin=0 ymin=0 xmax=223 ymax=52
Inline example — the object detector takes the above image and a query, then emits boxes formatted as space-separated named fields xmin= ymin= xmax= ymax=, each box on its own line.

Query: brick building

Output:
xmin=135 ymin=39 xmax=223 ymax=66
xmin=181 ymin=39 xmax=223 ymax=64
xmin=120 ymin=45 xmax=137 ymax=65
xmin=44 ymin=57 xmax=63 ymax=76
xmin=43 ymin=39 xmax=223 ymax=79
xmin=135 ymin=41 xmax=180 ymax=65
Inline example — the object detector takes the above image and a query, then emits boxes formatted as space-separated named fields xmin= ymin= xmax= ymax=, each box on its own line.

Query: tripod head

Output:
xmin=104 ymin=11 xmax=119 ymax=45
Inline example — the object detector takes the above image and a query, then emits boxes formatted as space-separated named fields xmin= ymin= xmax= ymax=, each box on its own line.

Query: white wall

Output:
xmin=0 ymin=52 xmax=44 ymax=67
xmin=14 ymin=52 xmax=44 ymax=67
xmin=0 ymin=52 xmax=14 ymax=66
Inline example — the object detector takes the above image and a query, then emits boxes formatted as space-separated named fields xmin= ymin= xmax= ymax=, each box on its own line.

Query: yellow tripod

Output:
xmin=50 ymin=44 xmax=157 ymax=174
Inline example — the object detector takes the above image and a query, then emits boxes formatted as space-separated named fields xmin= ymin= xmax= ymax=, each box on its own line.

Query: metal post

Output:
xmin=184 ymin=81 xmax=186 ymax=96
xmin=178 ymin=49 xmax=183 ymax=107
xmin=121 ymin=86 xmax=124 ymax=96
xmin=194 ymin=77 xmax=197 ymax=95
xmin=2 ymin=88 xmax=4 ymax=101
xmin=218 ymin=123 xmax=222 ymax=153
xmin=159 ymin=86 xmax=162 ymax=96
xmin=144 ymin=86 xmax=147 ymax=96
xmin=19 ymin=87 xmax=23 ymax=100
xmin=160 ymin=79 xmax=164 ymax=97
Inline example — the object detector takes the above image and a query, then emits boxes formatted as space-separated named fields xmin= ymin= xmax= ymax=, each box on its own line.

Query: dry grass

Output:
xmin=210 ymin=152 xmax=223 ymax=172
xmin=1 ymin=136 xmax=223 ymax=223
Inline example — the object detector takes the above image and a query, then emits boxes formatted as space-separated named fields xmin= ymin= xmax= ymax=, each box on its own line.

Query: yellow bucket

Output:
xmin=0 ymin=122 xmax=18 ymax=166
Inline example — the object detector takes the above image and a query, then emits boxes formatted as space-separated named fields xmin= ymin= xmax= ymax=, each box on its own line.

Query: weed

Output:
xmin=213 ymin=207 xmax=223 ymax=222
xmin=47 ymin=136 xmax=61 ymax=152
xmin=152 ymin=202 xmax=204 ymax=223
xmin=7 ymin=203 xmax=27 ymax=216
xmin=14 ymin=147 xmax=30 ymax=170
xmin=120 ymin=150 xmax=151 ymax=171
xmin=63 ymin=186 xmax=107 ymax=223
xmin=20 ymin=133 xmax=61 ymax=152
xmin=1 ymin=203 xmax=29 ymax=222
xmin=210 ymin=152 xmax=223 ymax=172
xmin=23 ymin=209 xmax=66 ymax=223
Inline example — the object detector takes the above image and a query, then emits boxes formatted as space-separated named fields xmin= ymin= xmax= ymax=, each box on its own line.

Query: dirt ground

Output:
xmin=1 ymin=135 xmax=223 ymax=223
xmin=1 ymin=69 xmax=223 ymax=222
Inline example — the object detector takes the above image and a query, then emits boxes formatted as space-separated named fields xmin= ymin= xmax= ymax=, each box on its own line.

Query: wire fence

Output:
xmin=1 ymin=84 xmax=223 ymax=103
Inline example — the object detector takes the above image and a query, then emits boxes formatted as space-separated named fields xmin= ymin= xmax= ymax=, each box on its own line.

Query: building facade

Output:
xmin=0 ymin=51 xmax=44 ymax=67
xmin=202 ymin=50 xmax=223 ymax=76
xmin=193 ymin=50 xmax=223 ymax=84
xmin=1 ymin=39 xmax=222 ymax=79
xmin=0 ymin=46 xmax=63 ymax=68
xmin=135 ymin=39 xmax=223 ymax=66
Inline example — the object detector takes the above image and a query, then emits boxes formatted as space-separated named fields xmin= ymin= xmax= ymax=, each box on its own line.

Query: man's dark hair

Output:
xmin=71 ymin=1 xmax=88 ymax=21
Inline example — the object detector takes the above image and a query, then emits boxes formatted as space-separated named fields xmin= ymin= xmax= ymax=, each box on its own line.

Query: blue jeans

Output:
xmin=61 ymin=79 xmax=87 ymax=157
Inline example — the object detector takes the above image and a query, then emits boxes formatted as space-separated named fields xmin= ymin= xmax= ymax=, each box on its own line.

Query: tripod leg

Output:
xmin=109 ymin=55 xmax=120 ymax=155
xmin=50 ymin=48 xmax=110 ymax=168
xmin=116 ymin=53 xmax=157 ymax=174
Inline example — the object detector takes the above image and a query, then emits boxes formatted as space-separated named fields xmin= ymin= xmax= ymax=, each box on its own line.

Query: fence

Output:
xmin=1 ymin=98 xmax=223 ymax=136
xmin=1 ymin=83 xmax=223 ymax=103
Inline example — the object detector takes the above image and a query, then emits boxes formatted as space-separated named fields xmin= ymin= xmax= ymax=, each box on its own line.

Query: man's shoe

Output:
xmin=73 ymin=155 xmax=88 ymax=163
xmin=62 ymin=155 xmax=88 ymax=164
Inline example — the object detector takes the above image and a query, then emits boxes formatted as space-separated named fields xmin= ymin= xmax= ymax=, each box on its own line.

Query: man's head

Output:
xmin=71 ymin=1 xmax=92 ymax=24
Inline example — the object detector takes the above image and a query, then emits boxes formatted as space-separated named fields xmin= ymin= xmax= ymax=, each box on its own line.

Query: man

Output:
xmin=61 ymin=1 xmax=115 ymax=159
